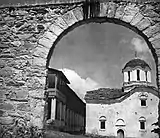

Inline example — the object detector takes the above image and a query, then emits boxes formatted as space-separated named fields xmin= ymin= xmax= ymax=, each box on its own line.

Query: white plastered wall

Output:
xmin=86 ymin=92 xmax=159 ymax=138
xmin=147 ymin=72 xmax=151 ymax=82
xmin=140 ymin=69 xmax=146 ymax=81
xmin=124 ymin=72 xmax=128 ymax=82
xmin=132 ymin=70 xmax=137 ymax=81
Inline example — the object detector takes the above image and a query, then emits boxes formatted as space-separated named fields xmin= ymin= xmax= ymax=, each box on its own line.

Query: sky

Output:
xmin=49 ymin=23 xmax=156 ymax=100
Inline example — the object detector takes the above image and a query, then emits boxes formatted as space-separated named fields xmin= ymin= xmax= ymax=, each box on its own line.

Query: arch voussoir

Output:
xmin=48 ymin=23 xmax=64 ymax=36
xmin=53 ymin=16 xmax=69 ymax=30
xmin=62 ymin=10 xmax=79 ymax=27
xmin=150 ymin=38 xmax=160 ymax=50
xmin=114 ymin=4 xmax=125 ymax=19
xmin=32 ymin=56 xmax=47 ymax=67
xmin=38 ymin=31 xmax=57 ymax=48
xmin=149 ymin=33 xmax=160 ymax=51
xmin=33 ymin=47 xmax=50 ymax=59
xmin=121 ymin=4 xmax=139 ymax=23
xmin=130 ymin=12 xmax=144 ymax=26
xmin=72 ymin=6 xmax=83 ymax=21
xmin=106 ymin=2 xmax=117 ymax=18
xmin=134 ymin=17 xmax=151 ymax=31
xmin=37 ymin=30 xmax=58 ymax=62
xmin=143 ymin=23 xmax=160 ymax=38
xmin=149 ymin=33 xmax=160 ymax=42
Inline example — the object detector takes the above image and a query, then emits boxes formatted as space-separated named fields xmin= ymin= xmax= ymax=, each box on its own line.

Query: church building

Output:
xmin=85 ymin=58 xmax=159 ymax=138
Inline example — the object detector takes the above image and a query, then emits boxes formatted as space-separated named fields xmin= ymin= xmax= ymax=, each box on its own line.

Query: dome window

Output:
xmin=145 ymin=71 xmax=148 ymax=81
xmin=137 ymin=70 xmax=140 ymax=81
xmin=128 ymin=71 xmax=130 ymax=81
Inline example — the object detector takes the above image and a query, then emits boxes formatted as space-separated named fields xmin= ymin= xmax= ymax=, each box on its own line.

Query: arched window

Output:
xmin=139 ymin=117 xmax=146 ymax=130
xmin=137 ymin=70 xmax=140 ymax=81
xmin=99 ymin=116 xmax=106 ymax=130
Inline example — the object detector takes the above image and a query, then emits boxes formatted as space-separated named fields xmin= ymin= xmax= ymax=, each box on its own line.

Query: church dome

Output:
xmin=122 ymin=58 xmax=152 ymax=91
xmin=122 ymin=58 xmax=151 ymax=72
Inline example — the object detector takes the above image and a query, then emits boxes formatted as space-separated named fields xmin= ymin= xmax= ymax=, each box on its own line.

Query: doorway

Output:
xmin=117 ymin=129 xmax=124 ymax=138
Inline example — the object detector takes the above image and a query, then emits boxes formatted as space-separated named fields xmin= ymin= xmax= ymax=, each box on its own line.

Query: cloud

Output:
xmin=60 ymin=68 xmax=101 ymax=100
xmin=131 ymin=37 xmax=149 ymax=53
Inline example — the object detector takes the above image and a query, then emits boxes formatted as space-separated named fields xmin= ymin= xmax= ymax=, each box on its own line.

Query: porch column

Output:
xmin=63 ymin=104 xmax=66 ymax=122
xmin=59 ymin=101 xmax=62 ymax=121
xmin=51 ymin=98 xmax=56 ymax=120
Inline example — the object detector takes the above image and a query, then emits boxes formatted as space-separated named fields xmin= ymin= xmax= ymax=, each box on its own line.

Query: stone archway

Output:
xmin=0 ymin=0 xmax=160 ymax=132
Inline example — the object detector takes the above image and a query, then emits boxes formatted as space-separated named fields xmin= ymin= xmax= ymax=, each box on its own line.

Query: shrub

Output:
xmin=1 ymin=118 xmax=44 ymax=138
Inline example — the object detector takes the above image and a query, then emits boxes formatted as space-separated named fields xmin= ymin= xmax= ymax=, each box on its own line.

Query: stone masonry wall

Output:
xmin=0 ymin=2 xmax=83 ymax=130
xmin=0 ymin=0 xmax=160 ymax=132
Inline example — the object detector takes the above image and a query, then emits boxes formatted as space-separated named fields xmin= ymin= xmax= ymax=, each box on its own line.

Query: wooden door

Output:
xmin=117 ymin=129 xmax=124 ymax=138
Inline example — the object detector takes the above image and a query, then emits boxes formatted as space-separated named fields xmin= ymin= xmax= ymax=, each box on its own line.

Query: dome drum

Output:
xmin=122 ymin=66 xmax=151 ymax=73
xmin=122 ymin=58 xmax=152 ymax=89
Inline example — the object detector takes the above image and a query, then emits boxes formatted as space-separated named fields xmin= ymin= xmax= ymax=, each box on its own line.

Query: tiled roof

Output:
xmin=84 ymin=86 xmax=159 ymax=104
xmin=122 ymin=58 xmax=151 ymax=71
xmin=48 ymin=68 xmax=70 ymax=84
xmin=84 ymin=88 xmax=125 ymax=101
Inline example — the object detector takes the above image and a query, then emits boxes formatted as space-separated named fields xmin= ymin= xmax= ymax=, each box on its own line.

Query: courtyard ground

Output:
xmin=44 ymin=130 xmax=115 ymax=138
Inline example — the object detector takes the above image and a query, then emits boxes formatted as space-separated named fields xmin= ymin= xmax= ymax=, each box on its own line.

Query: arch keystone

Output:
xmin=100 ymin=2 xmax=109 ymax=17
xmin=107 ymin=2 xmax=117 ymax=18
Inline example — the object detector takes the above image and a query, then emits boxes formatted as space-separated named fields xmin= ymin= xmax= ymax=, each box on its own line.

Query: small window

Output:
xmin=137 ymin=70 xmax=140 ymax=81
xmin=100 ymin=121 xmax=105 ymax=129
xmin=140 ymin=122 xmax=145 ymax=129
xmin=99 ymin=116 xmax=106 ymax=130
xmin=139 ymin=117 xmax=146 ymax=130
xmin=141 ymin=99 xmax=146 ymax=106
xmin=128 ymin=71 xmax=130 ymax=81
